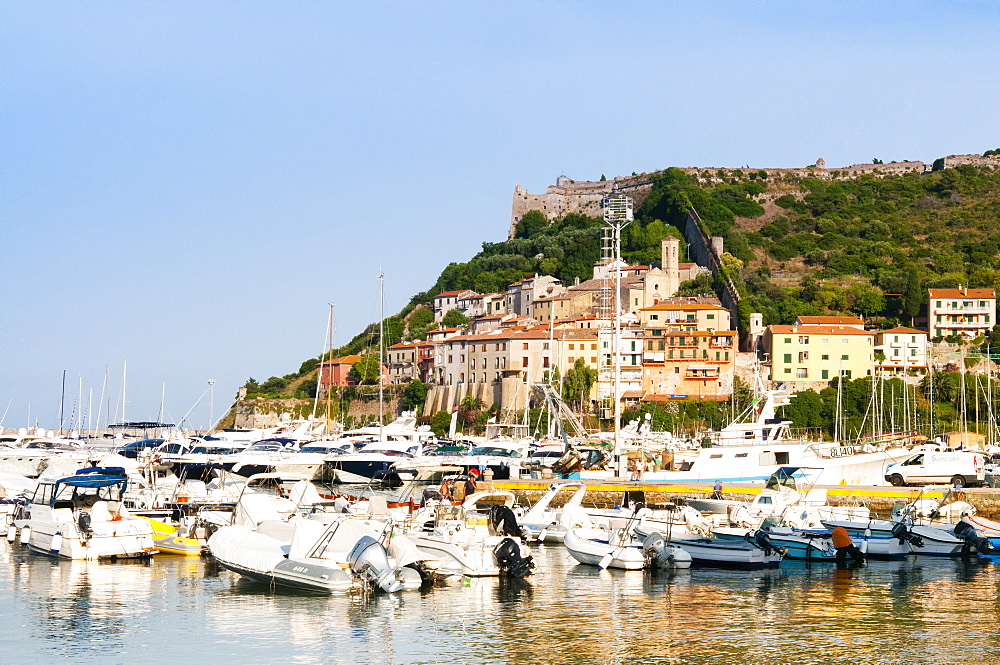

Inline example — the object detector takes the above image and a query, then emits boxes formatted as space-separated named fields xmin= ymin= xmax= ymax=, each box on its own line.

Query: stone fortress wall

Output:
xmin=509 ymin=153 xmax=1000 ymax=239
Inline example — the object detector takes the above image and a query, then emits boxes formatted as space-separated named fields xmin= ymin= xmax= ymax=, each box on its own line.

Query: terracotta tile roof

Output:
xmin=435 ymin=290 xmax=474 ymax=297
xmin=928 ymin=288 xmax=996 ymax=298
xmin=879 ymin=326 xmax=927 ymax=335
xmin=769 ymin=325 xmax=874 ymax=336
xmin=641 ymin=302 xmax=728 ymax=311
xmin=319 ymin=354 xmax=364 ymax=366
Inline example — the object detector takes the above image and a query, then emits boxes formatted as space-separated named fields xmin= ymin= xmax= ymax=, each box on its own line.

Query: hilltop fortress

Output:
xmin=509 ymin=153 xmax=1000 ymax=238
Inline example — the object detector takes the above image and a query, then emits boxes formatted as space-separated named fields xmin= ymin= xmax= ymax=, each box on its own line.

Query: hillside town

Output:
xmin=315 ymin=234 xmax=995 ymax=417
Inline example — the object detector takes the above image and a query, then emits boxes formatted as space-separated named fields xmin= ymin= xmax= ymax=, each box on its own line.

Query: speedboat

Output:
xmin=208 ymin=516 xmax=422 ymax=593
xmin=634 ymin=519 xmax=782 ymax=569
xmin=519 ymin=482 xmax=592 ymax=543
xmin=563 ymin=526 xmax=692 ymax=570
xmin=220 ymin=439 xmax=323 ymax=479
xmin=819 ymin=519 xmax=912 ymax=559
xmin=13 ymin=467 xmax=156 ymax=560
xmin=404 ymin=491 xmax=534 ymax=578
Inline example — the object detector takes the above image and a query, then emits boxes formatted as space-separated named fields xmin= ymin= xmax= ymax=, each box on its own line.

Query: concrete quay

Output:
xmin=492 ymin=478 xmax=1000 ymax=520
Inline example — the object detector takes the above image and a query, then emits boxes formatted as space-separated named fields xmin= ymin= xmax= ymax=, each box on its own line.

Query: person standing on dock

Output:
xmin=713 ymin=479 xmax=723 ymax=499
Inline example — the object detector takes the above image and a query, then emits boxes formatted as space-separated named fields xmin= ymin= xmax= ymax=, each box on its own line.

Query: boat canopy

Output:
xmin=57 ymin=467 xmax=129 ymax=490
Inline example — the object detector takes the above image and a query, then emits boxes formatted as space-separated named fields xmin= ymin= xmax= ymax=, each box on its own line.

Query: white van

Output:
xmin=884 ymin=451 xmax=986 ymax=487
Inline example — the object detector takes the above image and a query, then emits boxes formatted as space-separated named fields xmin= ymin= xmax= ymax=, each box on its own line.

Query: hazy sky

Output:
xmin=3 ymin=1 xmax=998 ymax=431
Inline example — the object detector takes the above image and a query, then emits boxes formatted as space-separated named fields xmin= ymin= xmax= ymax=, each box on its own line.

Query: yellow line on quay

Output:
xmin=493 ymin=478 xmax=949 ymax=500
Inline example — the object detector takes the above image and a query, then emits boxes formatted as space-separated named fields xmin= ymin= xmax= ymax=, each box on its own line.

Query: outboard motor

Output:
xmin=78 ymin=511 xmax=92 ymax=535
xmin=493 ymin=537 xmax=534 ymax=578
xmin=748 ymin=529 xmax=782 ymax=556
xmin=891 ymin=521 xmax=923 ymax=548
xmin=347 ymin=535 xmax=405 ymax=593
xmin=953 ymin=519 xmax=994 ymax=554
xmin=488 ymin=505 xmax=522 ymax=538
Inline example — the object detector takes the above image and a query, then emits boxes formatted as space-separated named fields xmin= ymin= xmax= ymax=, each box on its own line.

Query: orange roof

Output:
xmin=928 ymin=288 xmax=995 ymax=298
xmin=769 ymin=325 xmax=874 ymax=336
xmin=880 ymin=326 xmax=927 ymax=335
xmin=641 ymin=303 xmax=727 ymax=311
xmin=435 ymin=290 xmax=474 ymax=297
xmin=388 ymin=340 xmax=420 ymax=349
xmin=319 ymin=354 xmax=364 ymax=366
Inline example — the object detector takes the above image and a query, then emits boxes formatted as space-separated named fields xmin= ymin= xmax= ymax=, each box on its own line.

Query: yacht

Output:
xmin=578 ymin=391 xmax=910 ymax=485
xmin=13 ymin=467 xmax=157 ymax=560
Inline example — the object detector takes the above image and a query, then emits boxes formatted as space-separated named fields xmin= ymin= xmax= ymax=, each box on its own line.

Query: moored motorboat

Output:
xmin=14 ymin=467 xmax=156 ymax=560
xmin=208 ymin=516 xmax=422 ymax=593
xmin=563 ymin=526 xmax=692 ymax=570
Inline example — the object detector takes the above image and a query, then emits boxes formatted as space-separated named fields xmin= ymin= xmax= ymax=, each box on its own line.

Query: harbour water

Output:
xmin=2 ymin=541 xmax=999 ymax=665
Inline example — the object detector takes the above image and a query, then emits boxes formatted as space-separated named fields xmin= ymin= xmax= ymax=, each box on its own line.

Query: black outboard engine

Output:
xmin=488 ymin=505 xmax=522 ymax=538
xmin=78 ymin=511 xmax=92 ymax=535
xmin=891 ymin=521 xmax=923 ymax=548
xmin=953 ymin=519 xmax=994 ymax=554
xmin=749 ymin=530 xmax=782 ymax=556
xmin=493 ymin=537 xmax=534 ymax=578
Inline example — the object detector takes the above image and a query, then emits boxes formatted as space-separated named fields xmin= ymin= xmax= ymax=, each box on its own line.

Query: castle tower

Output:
xmin=662 ymin=236 xmax=680 ymax=297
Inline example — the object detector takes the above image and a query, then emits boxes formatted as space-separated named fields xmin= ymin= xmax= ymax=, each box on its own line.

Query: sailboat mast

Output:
xmin=121 ymin=359 xmax=128 ymax=424
xmin=313 ymin=304 xmax=334 ymax=419
xmin=59 ymin=369 xmax=66 ymax=435
xmin=378 ymin=272 xmax=385 ymax=440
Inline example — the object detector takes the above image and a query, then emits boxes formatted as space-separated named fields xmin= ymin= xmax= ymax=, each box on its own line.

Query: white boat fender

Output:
xmin=861 ymin=528 xmax=871 ymax=555
xmin=18 ymin=526 xmax=31 ymax=545
xmin=5 ymin=526 xmax=15 ymax=543
xmin=50 ymin=533 xmax=62 ymax=553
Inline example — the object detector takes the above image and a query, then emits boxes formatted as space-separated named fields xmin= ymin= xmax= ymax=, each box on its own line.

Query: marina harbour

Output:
xmin=2 ymin=537 xmax=1000 ymax=665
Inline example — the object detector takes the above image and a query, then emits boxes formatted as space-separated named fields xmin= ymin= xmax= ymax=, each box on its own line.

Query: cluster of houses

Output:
xmin=314 ymin=236 xmax=998 ymax=414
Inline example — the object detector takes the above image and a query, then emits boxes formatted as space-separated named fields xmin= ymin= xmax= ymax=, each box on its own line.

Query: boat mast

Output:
xmin=121 ymin=359 xmax=128 ymax=424
xmin=313 ymin=304 xmax=334 ymax=420
xmin=378 ymin=272 xmax=385 ymax=442
xmin=59 ymin=369 xmax=66 ymax=435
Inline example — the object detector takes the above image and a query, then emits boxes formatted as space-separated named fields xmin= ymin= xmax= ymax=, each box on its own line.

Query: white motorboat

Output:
xmin=819 ymin=519 xmax=912 ymax=559
xmin=563 ymin=526 xmax=692 ymax=570
xmin=405 ymin=491 xmax=534 ymax=578
xmin=714 ymin=525 xmax=838 ymax=561
xmin=13 ymin=467 xmax=156 ymax=560
xmin=208 ymin=516 xmax=422 ymax=593
xmin=633 ymin=519 xmax=783 ymax=569
xmin=220 ymin=438 xmax=323 ymax=480
xmin=580 ymin=392 xmax=909 ymax=485
xmin=519 ymin=482 xmax=591 ymax=543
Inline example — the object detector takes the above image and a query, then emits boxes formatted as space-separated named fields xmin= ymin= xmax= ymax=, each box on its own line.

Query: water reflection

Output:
xmin=2 ymin=541 xmax=999 ymax=665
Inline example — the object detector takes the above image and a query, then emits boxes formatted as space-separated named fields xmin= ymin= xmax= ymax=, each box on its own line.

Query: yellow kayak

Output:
xmin=142 ymin=517 xmax=206 ymax=556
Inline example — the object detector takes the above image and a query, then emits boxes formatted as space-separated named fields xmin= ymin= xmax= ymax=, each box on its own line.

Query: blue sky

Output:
xmin=2 ymin=1 xmax=998 ymax=430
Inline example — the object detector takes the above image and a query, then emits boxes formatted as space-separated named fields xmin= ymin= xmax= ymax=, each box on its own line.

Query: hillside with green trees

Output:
xmin=239 ymin=151 xmax=1000 ymax=440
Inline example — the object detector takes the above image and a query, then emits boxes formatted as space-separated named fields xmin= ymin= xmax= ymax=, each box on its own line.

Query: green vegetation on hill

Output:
xmin=242 ymin=157 xmax=1000 ymax=433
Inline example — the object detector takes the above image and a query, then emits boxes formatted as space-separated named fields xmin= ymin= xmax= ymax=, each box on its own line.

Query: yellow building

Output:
xmin=638 ymin=300 xmax=731 ymax=332
xmin=765 ymin=324 xmax=875 ymax=385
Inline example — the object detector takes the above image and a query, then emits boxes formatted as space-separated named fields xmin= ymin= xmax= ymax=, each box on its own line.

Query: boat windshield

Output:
xmin=470 ymin=447 xmax=521 ymax=458
xmin=300 ymin=446 xmax=344 ymax=455
xmin=362 ymin=450 xmax=414 ymax=458
xmin=189 ymin=446 xmax=238 ymax=455
xmin=247 ymin=443 xmax=287 ymax=452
